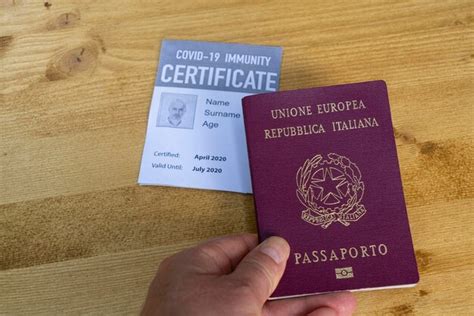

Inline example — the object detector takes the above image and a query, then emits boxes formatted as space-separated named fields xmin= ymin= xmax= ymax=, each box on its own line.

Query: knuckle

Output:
xmin=191 ymin=245 xmax=212 ymax=258
xmin=190 ymin=245 xmax=230 ymax=274
xmin=158 ymin=255 xmax=174 ymax=272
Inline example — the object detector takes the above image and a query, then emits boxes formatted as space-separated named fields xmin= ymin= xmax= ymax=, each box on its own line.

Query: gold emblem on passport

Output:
xmin=335 ymin=267 xmax=354 ymax=279
xmin=296 ymin=153 xmax=367 ymax=229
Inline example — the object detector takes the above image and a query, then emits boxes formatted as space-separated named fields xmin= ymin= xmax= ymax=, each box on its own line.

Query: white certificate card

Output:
xmin=138 ymin=40 xmax=282 ymax=193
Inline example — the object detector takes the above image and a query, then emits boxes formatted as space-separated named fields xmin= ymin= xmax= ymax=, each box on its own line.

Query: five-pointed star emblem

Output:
xmin=310 ymin=167 xmax=349 ymax=205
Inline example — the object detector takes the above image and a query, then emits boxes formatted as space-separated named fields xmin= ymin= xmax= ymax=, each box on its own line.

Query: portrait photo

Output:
xmin=156 ymin=92 xmax=197 ymax=129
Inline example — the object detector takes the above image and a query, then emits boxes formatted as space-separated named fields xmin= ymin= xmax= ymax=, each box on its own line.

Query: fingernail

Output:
xmin=259 ymin=236 xmax=290 ymax=264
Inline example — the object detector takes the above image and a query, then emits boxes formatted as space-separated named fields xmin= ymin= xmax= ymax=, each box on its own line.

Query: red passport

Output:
xmin=242 ymin=81 xmax=419 ymax=298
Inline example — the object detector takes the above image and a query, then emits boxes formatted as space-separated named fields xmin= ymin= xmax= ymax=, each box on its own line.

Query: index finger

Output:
xmin=174 ymin=233 xmax=258 ymax=275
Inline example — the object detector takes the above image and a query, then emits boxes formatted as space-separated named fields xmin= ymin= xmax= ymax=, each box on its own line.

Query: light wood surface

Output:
xmin=1 ymin=0 xmax=473 ymax=314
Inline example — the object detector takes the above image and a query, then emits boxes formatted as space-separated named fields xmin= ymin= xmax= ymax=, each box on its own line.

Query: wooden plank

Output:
xmin=0 ymin=241 xmax=195 ymax=314
xmin=0 ymin=186 xmax=256 ymax=270
xmin=1 ymin=0 xmax=473 ymax=314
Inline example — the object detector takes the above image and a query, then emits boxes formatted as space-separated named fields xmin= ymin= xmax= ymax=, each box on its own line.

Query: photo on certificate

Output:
xmin=156 ymin=92 xmax=198 ymax=129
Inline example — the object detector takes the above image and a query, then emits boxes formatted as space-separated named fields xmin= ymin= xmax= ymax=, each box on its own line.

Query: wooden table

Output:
xmin=1 ymin=0 xmax=473 ymax=314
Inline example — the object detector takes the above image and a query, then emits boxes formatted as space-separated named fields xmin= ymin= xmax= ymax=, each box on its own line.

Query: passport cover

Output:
xmin=242 ymin=80 xmax=419 ymax=298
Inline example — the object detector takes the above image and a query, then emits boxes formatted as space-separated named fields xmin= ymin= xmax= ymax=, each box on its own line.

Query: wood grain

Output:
xmin=1 ymin=0 xmax=473 ymax=314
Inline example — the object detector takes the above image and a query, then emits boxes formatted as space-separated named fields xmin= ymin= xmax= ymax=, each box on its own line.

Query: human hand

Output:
xmin=142 ymin=233 xmax=356 ymax=316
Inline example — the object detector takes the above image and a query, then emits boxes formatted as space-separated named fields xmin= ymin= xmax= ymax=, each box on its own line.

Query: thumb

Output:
xmin=229 ymin=236 xmax=290 ymax=304
xmin=307 ymin=307 xmax=339 ymax=316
